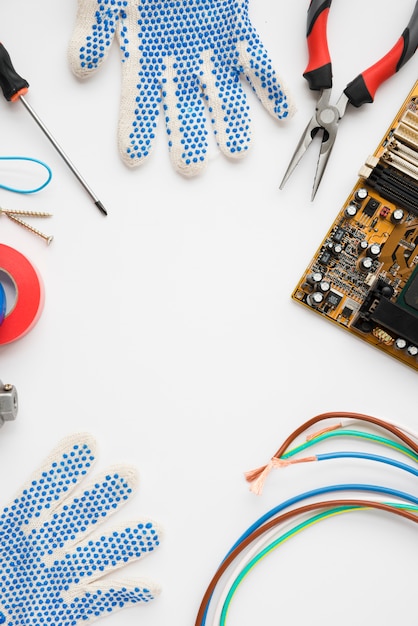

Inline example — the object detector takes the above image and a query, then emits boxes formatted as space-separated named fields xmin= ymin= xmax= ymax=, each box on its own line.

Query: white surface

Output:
xmin=0 ymin=1 xmax=417 ymax=625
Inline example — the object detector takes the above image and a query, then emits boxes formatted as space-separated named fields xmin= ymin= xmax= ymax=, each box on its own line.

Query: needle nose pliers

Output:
xmin=280 ymin=0 xmax=418 ymax=200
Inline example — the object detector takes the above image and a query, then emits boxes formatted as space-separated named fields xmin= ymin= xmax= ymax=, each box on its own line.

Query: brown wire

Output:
xmin=275 ymin=411 xmax=418 ymax=456
xmin=247 ymin=412 xmax=418 ymax=484
xmin=194 ymin=498 xmax=418 ymax=626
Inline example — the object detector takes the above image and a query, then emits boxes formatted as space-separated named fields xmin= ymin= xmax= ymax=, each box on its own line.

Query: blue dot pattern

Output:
xmin=69 ymin=0 xmax=293 ymax=174
xmin=0 ymin=435 xmax=160 ymax=625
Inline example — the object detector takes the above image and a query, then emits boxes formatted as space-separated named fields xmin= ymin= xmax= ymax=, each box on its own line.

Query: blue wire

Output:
xmin=226 ymin=483 xmax=418 ymax=556
xmin=200 ymin=483 xmax=418 ymax=626
xmin=0 ymin=156 xmax=52 ymax=193
xmin=316 ymin=451 xmax=418 ymax=477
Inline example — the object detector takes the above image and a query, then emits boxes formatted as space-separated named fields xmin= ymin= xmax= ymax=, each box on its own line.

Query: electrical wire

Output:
xmin=217 ymin=502 xmax=418 ymax=626
xmin=280 ymin=450 xmax=418 ymax=477
xmin=213 ymin=497 xmax=413 ymax=625
xmin=212 ymin=514 xmax=309 ymax=626
xmin=195 ymin=414 xmax=418 ymax=626
xmin=226 ymin=483 xmax=418 ymax=558
xmin=0 ymin=156 xmax=52 ymax=193
xmin=245 ymin=412 xmax=418 ymax=494
xmin=197 ymin=484 xmax=418 ymax=626
xmin=271 ymin=412 xmax=418 ymax=460
xmin=338 ymin=415 xmax=418 ymax=443
xmin=282 ymin=429 xmax=418 ymax=462
xmin=195 ymin=498 xmax=418 ymax=626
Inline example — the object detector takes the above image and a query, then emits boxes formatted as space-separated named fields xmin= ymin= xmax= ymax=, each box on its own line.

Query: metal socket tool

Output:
xmin=0 ymin=380 xmax=18 ymax=427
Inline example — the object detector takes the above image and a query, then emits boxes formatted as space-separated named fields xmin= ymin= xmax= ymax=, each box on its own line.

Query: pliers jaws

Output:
xmin=280 ymin=0 xmax=418 ymax=200
xmin=280 ymin=89 xmax=349 ymax=200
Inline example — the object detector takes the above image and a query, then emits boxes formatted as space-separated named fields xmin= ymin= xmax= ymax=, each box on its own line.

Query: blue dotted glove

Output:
xmin=0 ymin=433 xmax=161 ymax=625
xmin=68 ymin=0 xmax=294 ymax=175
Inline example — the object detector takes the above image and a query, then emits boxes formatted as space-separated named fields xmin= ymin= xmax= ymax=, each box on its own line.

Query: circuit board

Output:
xmin=292 ymin=80 xmax=418 ymax=372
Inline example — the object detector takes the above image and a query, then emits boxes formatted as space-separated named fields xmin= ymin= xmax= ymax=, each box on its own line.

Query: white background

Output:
xmin=0 ymin=1 xmax=417 ymax=625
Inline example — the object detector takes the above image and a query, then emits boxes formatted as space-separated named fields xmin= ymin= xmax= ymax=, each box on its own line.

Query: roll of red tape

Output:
xmin=0 ymin=244 xmax=44 ymax=345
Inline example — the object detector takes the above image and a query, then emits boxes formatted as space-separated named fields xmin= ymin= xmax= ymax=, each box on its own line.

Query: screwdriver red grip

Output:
xmin=345 ymin=9 xmax=418 ymax=108
xmin=303 ymin=0 xmax=333 ymax=91
xmin=0 ymin=43 xmax=29 ymax=102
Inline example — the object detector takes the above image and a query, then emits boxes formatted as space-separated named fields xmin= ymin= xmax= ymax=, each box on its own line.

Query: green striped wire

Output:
xmin=219 ymin=502 xmax=418 ymax=626
xmin=281 ymin=429 xmax=418 ymax=462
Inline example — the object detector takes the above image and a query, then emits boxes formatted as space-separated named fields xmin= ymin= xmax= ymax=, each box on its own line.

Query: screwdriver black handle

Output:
xmin=0 ymin=43 xmax=29 ymax=101
xmin=0 ymin=41 xmax=107 ymax=214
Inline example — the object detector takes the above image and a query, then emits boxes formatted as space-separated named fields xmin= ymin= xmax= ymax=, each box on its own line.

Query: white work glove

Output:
xmin=68 ymin=0 xmax=294 ymax=175
xmin=0 ymin=433 xmax=161 ymax=625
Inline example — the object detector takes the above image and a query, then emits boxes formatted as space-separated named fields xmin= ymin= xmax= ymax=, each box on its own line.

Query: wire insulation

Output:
xmin=195 ymin=499 xmax=418 ymax=626
xmin=283 ymin=429 xmax=418 ymax=462
xmin=0 ymin=156 xmax=52 ymax=193
xmin=218 ymin=503 xmax=418 ymax=626
xmin=196 ymin=414 xmax=418 ymax=626
xmin=245 ymin=412 xmax=418 ymax=494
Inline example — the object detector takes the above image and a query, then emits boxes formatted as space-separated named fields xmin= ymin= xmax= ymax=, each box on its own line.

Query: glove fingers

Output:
xmin=201 ymin=54 xmax=252 ymax=159
xmin=236 ymin=29 xmax=294 ymax=120
xmin=53 ymin=519 xmax=161 ymax=588
xmin=35 ymin=465 xmax=138 ymax=558
xmin=119 ymin=59 xmax=210 ymax=175
xmin=163 ymin=69 xmax=209 ymax=176
xmin=118 ymin=70 xmax=161 ymax=167
xmin=68 ymin=0 xmax=124 ymax=78
xmin=1 ymin=433 xmax=97 ymax=533
xmin=65 ymin=579 xmax=160 ymax=624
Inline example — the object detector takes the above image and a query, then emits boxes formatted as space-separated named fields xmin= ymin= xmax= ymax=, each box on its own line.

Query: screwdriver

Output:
xmin=0 ymin=42 xmax=107 ymax=216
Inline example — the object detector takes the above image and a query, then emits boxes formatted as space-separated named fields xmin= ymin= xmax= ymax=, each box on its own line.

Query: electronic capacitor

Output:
xmin=359 ymin=257 xmax=374 ymax=272
xmin=307 ymin=291 xmax=324 ymax=307
xmin=394 ymin=338 xmax=407 ymax=350
xmin=355 ymin=187 xmax=368 ymax=203
xmin=345 ymin=204 xmax=358 ymax=218
xmin=391 ymin=208 xmax=404 ymax=224
xmin=368 ymin=243 xmax=381 ymax=259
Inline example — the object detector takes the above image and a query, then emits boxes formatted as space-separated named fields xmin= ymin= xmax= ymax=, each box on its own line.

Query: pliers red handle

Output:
xmin=280 ymin=0 xmax=418 ymax=199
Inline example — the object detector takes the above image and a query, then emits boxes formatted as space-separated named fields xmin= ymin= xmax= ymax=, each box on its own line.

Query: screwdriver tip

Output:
xmin=95 ymin=200 xmax=107 ymax=216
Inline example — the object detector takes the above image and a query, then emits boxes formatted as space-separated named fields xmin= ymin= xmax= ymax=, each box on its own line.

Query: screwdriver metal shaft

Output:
xmin=19 ymin=95 xmax=107 ymax=216
xmin=0 ymin=42 xmax=107 ymax=216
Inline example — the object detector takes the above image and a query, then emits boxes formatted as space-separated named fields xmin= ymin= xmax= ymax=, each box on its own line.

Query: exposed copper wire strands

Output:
xmin=194 ymin=412 xmax=418 ymax=626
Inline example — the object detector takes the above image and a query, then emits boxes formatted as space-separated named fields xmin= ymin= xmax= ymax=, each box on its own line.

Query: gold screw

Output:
xmin=5 ymin=213 xmax=53 ymax=245
xmin=0 ymin=207 xmax=53 ymax=244
xmin=0 ymin=208 xmax=52 ymax=218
